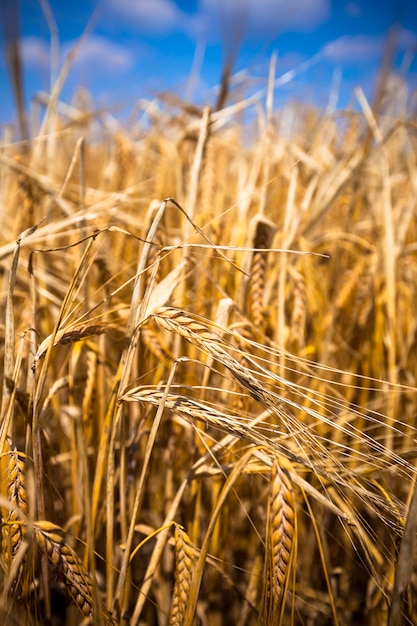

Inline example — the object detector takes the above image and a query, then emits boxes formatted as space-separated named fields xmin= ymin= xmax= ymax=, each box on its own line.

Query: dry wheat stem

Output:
xmin=183 ymin=449 xmax=255 ymax=626
xmin=112 ymin=358 xmax=181 ymax=620
xmin=129 ymin=479 xmax=189 ymax=625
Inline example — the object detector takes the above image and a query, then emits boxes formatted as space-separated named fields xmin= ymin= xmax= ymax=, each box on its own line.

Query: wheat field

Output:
xmin=1 ymin=65 xmax=417 ymax=626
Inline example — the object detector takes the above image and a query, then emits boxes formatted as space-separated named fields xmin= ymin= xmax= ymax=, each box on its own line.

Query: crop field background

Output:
xmin=1 ymin=44 xmax=417 ymax=626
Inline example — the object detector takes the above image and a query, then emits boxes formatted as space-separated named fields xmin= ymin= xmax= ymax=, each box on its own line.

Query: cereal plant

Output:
xmin=1 ymin=56 xmax=417 ymax=626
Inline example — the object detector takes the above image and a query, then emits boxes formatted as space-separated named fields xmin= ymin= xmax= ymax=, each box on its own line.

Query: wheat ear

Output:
xmin=34 ymin=524 xmax=95 ymax=620
xmin=4 ymin=447 xmax=28 ymax=563
xmin=288 ymin=267 xmax=307 ymax=349
xmin=269 ymin=459 xmax=295 ymax=603
xmin=169 ymin=525 xmax=196 ymax=626
xmin=249 ymin=219 xmax=273 ymax=330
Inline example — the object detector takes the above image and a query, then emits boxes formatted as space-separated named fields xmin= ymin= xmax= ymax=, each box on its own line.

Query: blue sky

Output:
xmin=1 ymin=0 xmax=417 ymax=128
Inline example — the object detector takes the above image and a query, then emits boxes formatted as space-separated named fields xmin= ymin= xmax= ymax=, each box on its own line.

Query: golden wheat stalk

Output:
xmin=149 ymin=307 xmax=270 ymax=401
xmin=147 ymin=308 xmax=342 ymax=475
xmin=148 ymin=307 xmax=412 ymax=509
xmin=169 ymin=525 xmax=196 ymax=626
xmin=248 ymin=218 xmax=276 ymax=330
xmin=122 ymin=385 xmax=299 ymax=493
xmin=34 ymin=523 xmax=95 ymax=620
xmin=121 ymin=387 xmax=349 ymax=522
xmin=288 ymin=267 xmax=307 ymax=349
xmin=232 ymin=325 xmax=253 ymax=412
xmin=34 ymin=324 xmax=107 ymax=364
xmin=122 ymin=388 xmax=270 ymax=453
xmin=268 ymin=459 xmax=295 ymax=603
xmin=4 ymin=447 xmax=28 ymax=564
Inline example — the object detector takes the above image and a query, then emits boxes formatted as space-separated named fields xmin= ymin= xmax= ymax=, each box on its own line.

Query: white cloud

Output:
xmin=322 ymin=29 xmax=417 ymax=67
xmin=322 ymin=35 xmax=383 ymax=63
xmin=19 ymin=35 xmax=134 ymax=78
xmin=104 ymin=0 xmax=190 ymax=34
xmin=65 ymin=35 xmax=134 ymax=74
xmin=20 ymin=36 xmax=50 ymax=69
xmin=102 ymin=0 xmax=330 ymax=39
xmin=197 ymin=0 xmax=330 ymax=38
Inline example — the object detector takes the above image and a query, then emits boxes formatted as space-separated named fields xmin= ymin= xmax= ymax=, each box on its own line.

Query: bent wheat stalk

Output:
xmin=34 ymin=522 xmax=113 ymax=623
xmin=146 ymin=308 xmax=410 ymax=519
